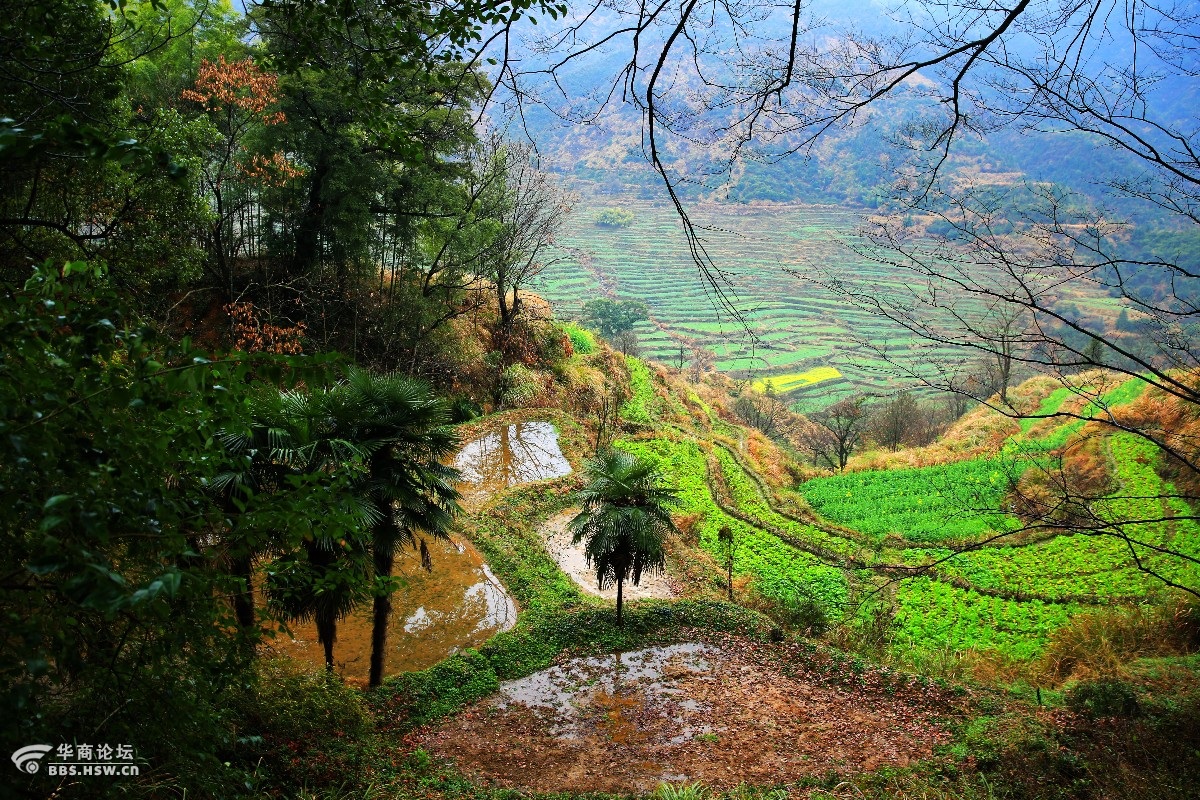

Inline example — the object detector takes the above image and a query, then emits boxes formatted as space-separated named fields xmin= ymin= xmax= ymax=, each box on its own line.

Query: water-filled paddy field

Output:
xmin=270 ymin=419 xmax=574 ymax=680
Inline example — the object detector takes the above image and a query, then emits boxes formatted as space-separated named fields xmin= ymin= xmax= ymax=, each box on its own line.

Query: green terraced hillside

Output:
xmin=536 ymin=195 xmax=1113 ymax=411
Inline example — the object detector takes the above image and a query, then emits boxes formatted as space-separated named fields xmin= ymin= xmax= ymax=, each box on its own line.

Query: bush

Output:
xmin=228 ymin=658 xmax=371 ymax=790
xmin=235 ymin=658 xmax=370 ymax=742
xmin=1067 ymin=679 xmax=1141 ymax=717
xmin=595 ymin=208 xmax=635 ymax=227
xmin=449 ymin=396 xmax=482 ymax=423
xmin=775 ymin=591 xmax=830 ymax=635
xmin=560 ymin=321 xmax=596 ymax=354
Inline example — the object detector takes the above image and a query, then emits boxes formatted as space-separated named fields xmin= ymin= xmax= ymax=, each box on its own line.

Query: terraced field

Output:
xmin=535 ymin=196 xmax=986 ymax=409
xmin=538 ymin=195 xmax=1122 ymax=412
xmin=536 ymin=197 xmax=930 ymax=409
xmin=619 ymin=363 xmax=1199 ymax=663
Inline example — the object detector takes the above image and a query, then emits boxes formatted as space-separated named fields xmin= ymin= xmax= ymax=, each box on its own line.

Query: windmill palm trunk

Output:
xmin=316 ymin=614 xmax=336 ymax=672
xmin=616 ymin=576 xmax=624 ymax=626
xmin=369 ymin=547 xmax=395 ymax=687
xmin=231 ymin=554 xmax=255 ymax=631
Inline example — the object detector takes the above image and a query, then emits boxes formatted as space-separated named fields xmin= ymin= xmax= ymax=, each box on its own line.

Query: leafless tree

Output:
xmin=798 ymin=395 xmax=868 ymax=471
xmin=734 ymin=383 xmax=788 ymax=439
xmin=869 ymin=391 xmax=918 ymax=452
xmin=474 ymin=135 xmax=575 ymax=330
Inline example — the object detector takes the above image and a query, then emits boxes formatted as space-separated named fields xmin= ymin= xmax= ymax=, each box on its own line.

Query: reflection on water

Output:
xmin=454 ymin=421 xmax=572 ymax=504
xmin=493 ymin=643 xmax=716 ymax=741
xmin=271 ymin=420 xmax=571 ymax=681
xmin=268 ymin=535 xmax=517 ymax=680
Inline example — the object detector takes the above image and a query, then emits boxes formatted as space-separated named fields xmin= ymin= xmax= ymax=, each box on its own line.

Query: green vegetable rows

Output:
xmin=617 ymin=437 xmax=849 ymax=614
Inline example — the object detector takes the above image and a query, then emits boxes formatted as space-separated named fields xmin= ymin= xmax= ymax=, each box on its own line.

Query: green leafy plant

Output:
xmin=655 ymin=781 xmax=711 ymax=800
xmin=1067 ymin=679 xmax=1141 ymax=718
xmin=595 ymin=207 xmax=635 ymax=227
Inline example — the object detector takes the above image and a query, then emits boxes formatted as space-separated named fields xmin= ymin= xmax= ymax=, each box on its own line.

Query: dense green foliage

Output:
xmin=0 ymin=264 xmax=364 ymax=791
xmin=0 ymin=0 xmax=578 ymax=793
xmin=595 ymin=207 xmax=635 ymax=227
xmin=559 ymin=321 xmax=596 ymax=354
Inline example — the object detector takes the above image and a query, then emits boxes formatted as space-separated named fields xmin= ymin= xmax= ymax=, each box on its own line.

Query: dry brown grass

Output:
xmin=1034 ymin=596 xmax=1200 ymax=685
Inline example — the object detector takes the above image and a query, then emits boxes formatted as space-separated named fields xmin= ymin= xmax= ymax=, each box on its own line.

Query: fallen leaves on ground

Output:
xmin=415 ymin=630 xmax=961 ymax=794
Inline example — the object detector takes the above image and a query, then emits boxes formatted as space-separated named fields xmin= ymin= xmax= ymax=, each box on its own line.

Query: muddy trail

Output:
xmin=418 ymin=631 xmax=959 ymax=794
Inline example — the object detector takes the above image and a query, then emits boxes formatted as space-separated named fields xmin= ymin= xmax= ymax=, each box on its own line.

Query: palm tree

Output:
xmin=212 ymin=389 xmax=309 ymax=638
xmin=259 ymin=386 xmax=379 ymax=672
xmin=326 ymin=370 xmax=461 ymax=687
xmin=568 ymin=449 xmax=678 ymax=625
xmin=223 ymin=373 xmax=460 ymax=677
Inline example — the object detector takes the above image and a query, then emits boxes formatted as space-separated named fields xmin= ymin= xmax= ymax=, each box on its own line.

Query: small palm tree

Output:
xmin=568 ymin=449 xmax=678 ymax=625
xmin=325 ymin=369 xmax=461 ymax=687
xmin=260 ymin=385 xmax=379 ymax=672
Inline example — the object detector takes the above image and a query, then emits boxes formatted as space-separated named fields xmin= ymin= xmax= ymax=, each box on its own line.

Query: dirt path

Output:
xmin=542 ymin=509 xmax=675 ymax=600
xmin=417 ymin=632 xmax=956 ymax=794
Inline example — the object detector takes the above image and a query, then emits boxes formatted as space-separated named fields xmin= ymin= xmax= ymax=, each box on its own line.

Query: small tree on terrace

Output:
xmin=870 ymin=391 xmax=920 ymax=452
xmin=582 ymin=298 xmax=649 ymax=345
xmin=799 ymin=396 xmax=868 ymax=471
xmin=568 ymin=450 xmax=678 ymax=625
xmin=475 ymin=137 xmax=574 ymax=331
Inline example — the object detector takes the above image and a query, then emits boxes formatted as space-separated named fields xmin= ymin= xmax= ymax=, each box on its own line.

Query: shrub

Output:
xmin=655 ymin=782 xmax=710 ymax=800
xmin=595 ymin=208 xmax=635 ymax=227
xmin=377 ymin=649 xmax=500 ymax=727
xmin=1067 ymin=679 xmax=1141 ymax=717
xmin=560 ymin=321 xmax=596 ymax=354
xmin=235 ymin=658 xmax=370 ymax=742
xmin=228 ymin=658 xmax=371 ymax=790
xmin=449 ymin=396 xmax=483 ymax=423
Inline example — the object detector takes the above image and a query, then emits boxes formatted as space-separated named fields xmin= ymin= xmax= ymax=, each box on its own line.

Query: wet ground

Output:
xmin=454 ymin=421 xmax=573 ymax=508
xmin=419 ymin=634 xmax=954 ymax=793
xmin=268 ymin=535 xmax=517 ymax=681
xmin=542 ymin=509 xmax=675 ymax=600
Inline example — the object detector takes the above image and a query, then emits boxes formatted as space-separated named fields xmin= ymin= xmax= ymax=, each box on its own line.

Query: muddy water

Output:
xmin=454 ymin=421 xmax=573 ymax=507
xmin=269 ymin=535 xmax=517 ymax=681
xmin=271 ymin=421 xmax=572 ymax=680
xmin=487 ymin=644 xmax=717 ymax=743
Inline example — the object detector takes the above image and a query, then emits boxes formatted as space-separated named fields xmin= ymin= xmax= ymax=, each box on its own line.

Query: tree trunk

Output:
xmin=616 ymin=576 xmax=624 ymax=626
xmin=368 ymin=549 xmax=395 ymax=688
xmin=496 ymin=279 xmax=511 ymax=329
xmin=294 ymin=158 xmax=329 ymax=276
xmin=232 ymin=554 xmax=255 ymax=632
xmin=316 ymin=614 xmax=336 ymax=673
xmin=727 ymin=557 xmax=734 ymax=602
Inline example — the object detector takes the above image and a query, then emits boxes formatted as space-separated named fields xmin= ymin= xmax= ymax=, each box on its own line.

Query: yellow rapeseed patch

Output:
xmin=752 ymin=366 xmax=843 ymax=394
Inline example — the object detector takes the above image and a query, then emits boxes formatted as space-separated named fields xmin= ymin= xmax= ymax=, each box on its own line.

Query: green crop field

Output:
xmin=798 ymin=457 xmax=1019 ymax=544
xmin=617 ymin=437 xmax=850 ymax=613
xmin=536 ymin=194 xmax=1115 ymax=411
xmin=589 ymin=370 xmax=1199 ymax=666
